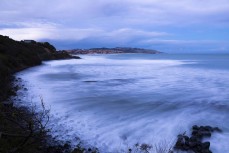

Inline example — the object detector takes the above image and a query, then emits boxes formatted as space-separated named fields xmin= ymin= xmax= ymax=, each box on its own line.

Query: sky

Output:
xmin=0 ymin=0 xmax=229 ymax=53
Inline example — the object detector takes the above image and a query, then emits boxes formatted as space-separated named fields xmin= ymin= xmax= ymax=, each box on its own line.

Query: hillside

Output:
xmin=0 ymin=35 xmax=79 ymax=101
xmin=0 ymin=35 xmax=83 ymax=153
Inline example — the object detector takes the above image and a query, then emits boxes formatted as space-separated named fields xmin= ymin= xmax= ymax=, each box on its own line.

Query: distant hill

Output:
xmin=66 ymin=47 xmax=161 ymax=54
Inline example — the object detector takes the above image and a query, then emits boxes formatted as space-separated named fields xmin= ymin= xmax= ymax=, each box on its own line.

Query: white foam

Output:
xmin=16 ymin=55 xmax=229 ymax=153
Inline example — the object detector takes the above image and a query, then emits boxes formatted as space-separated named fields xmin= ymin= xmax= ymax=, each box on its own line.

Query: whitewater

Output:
xmin=16 ymin=54 xmax=229 ymax=153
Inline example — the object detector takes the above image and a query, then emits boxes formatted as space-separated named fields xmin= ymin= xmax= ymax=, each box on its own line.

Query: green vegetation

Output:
xmin=0 ymin=35 xmax=79 ymax=101
xmin=0 ymin=35 xmax=82 ymax=153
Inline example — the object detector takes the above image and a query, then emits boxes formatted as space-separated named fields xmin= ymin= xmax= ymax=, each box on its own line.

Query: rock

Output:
xmin=181 ymin=145 xmax=188 ymax=151
xmin=184 ymin=135 xmax=189 ymax=141
xmin=204 ymin=126 xmax=213 ymax=132
xmin=189 ymin=136 xmax=199 ymax=147
xmin=174 ymin=125 xmax=222 ymax=153
xmin=214 ymin=127 xmax=222 ymax=133
xmin=192 ymin=125 xmax=199 ymax=130
xmin=197 ymin=130 xmax=211 ymax=138
xmin=192 ymin=130 xmax=198 ymax=136
xmin=175 ymin=135 xmax=186 ymax=149
xmin=201 ymin=142 xmax=210 ymax=150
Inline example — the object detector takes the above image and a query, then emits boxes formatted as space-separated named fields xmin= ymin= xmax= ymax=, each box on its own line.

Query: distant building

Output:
xmin=23 ymin=40 xmax=35 ymax=43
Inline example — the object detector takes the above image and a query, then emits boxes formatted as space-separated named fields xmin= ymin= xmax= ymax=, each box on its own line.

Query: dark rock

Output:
xmin=192 ymin=125 xmax=199 ymax=130
xmin=192 ymin=130 xmax=198 ymax=136
xmin=184 ymin=135 xmax=189 ymax=141
xmin=175 ymin=136 xmax=185 ymax=148
xmin=189 ymin=136 xmax=199 ymax=147
xmin=197 ymin=130 xmax=211 ymax=138
xmin=202 ymin=142 xmax=210 ymax=150
xmin=204 ymin=126 xmax=213 ymax=132
xmin=214 ymin=127 xmax=222 ymax=133
xmin=183 ymin=145 xmax=189 ymax=150
xmin=174 ymin=125 xmax=222 ymax=153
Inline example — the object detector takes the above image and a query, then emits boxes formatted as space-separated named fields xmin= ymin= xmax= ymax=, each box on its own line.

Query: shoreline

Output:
xmin=0 ymin=35 xmax=85 ymax=153
xmin=1 ymin=74 xmax=76 ymax=153
xmin=14 ymin=55 xmax=224 ymax=152
xmin=3 ymin=60 xmax=223 ymax=153
xmin=1 ymin=35 xmax=225 ymax=153
xmin=1 ymin=64 xmax=91 ymax=153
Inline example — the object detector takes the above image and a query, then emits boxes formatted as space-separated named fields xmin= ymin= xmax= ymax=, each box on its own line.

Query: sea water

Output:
xmin=16 ymin=54 xmax=229 ymax=153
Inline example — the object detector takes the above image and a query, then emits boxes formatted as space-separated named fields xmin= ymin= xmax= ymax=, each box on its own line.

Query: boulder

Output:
xmin=174 ymin=125 xmax=222 ymax=153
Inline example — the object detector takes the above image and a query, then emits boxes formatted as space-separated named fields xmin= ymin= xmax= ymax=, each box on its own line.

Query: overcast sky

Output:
xmin=0 ymin=0 xmax=229 ymax=53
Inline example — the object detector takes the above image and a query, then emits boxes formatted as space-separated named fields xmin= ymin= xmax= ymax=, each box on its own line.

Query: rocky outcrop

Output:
xmin=174 ymin=125 xmax=222 ymax=153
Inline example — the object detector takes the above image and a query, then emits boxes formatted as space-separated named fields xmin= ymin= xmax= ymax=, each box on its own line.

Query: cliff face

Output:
xmin=0 ymin=35 xmax=79 ymax=101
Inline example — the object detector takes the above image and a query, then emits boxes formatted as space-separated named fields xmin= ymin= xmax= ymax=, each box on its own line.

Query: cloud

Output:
xmin=0 ymin=22 xmax=167 ymax=43
xmin=0 ymin=22 xmax=57 ymax=40
xmin=0 ymin=0 xmax=228 ymax=52
xmin=1 ymin=0 xmax=229 ymax=26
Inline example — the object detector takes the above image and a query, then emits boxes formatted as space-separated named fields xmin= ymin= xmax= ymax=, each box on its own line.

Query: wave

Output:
xmin=17 ymin=54 xmax=229 ymax=153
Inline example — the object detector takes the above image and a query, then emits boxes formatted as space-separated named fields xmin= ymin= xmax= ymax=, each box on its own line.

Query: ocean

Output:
xmin=16 ymin=54 xmax=229 ymax=153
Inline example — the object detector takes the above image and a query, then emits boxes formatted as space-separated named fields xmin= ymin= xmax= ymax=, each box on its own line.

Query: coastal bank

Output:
xmin=0 ymin=35 xmax=84 ymax=153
